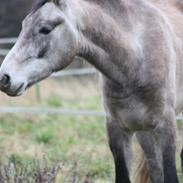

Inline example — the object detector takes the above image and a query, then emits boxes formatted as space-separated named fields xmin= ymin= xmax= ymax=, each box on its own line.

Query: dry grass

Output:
xmin=0 ymin=76 xmax=101 ymax=107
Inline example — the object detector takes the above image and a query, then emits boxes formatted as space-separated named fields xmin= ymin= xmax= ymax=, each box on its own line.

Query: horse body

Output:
xmin=91 ymin=1 xmax=180 ymax=182
xmin=0 ymin=0 xmax=182 ymax=182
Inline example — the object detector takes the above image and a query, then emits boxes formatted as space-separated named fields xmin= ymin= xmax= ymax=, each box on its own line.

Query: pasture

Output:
xmin=0 ymin=76 xmax=182 ymax=182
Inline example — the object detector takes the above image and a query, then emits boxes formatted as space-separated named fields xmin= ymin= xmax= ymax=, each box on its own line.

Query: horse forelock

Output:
xmin=31 ymin=0 xmax=60 ymax=13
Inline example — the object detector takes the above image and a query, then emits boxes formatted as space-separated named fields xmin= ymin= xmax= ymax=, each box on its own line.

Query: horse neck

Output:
xmin=74 ymin=0 xmax=143 ymax=85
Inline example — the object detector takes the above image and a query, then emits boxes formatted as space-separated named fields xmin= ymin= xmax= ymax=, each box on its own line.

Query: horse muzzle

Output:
xmin=0 ymin=73 xmax=25 ymax=96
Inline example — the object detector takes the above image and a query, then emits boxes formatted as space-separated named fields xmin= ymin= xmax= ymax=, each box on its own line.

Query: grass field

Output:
xmin=0 ymin=76 xmax=182 ymax=182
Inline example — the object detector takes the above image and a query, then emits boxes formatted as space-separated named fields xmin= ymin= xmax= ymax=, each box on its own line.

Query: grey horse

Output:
xmin=0 ymin=0 xmax=182 ymax=182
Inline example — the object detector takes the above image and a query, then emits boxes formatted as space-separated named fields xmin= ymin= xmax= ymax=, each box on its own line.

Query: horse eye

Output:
xmin=39 ymin=26 xmax=52 ymax=35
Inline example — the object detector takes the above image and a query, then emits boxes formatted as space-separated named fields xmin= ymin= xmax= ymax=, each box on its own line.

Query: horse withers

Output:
xmin=0 ymin=0 xmax=182 ymax=182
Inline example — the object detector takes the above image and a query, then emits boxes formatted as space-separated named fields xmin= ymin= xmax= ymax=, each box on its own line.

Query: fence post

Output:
xmin=35 ymin=84 xmax=41 ymax=102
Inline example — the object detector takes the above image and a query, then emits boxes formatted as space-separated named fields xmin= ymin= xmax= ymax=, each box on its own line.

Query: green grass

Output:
xmin=0 ymin=114 xmax=114 ymax=182
xmin=0 ymin=115 xmax=182 ymax=182
xmin=45 ymin=94 xmax=102 ymax=110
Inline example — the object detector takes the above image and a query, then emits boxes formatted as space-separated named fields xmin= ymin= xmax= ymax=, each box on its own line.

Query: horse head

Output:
xmin=0 ymin=0 xmax=80 ymax=96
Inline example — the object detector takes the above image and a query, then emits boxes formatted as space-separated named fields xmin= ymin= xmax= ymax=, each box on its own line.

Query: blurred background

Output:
xmin=0 ymin=0 xmax=182 ymax=182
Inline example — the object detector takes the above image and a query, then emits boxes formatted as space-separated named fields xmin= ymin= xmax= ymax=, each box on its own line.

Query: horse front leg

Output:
xmin=106 ymin=119 xmax=132 ymax=183
xmin=137 ymin=113 xmax=179 ymax=183
xmin=162 ymin=121 xmax=179 ymax=183
xmin=136 ymin=131 xmax=164 ymax=183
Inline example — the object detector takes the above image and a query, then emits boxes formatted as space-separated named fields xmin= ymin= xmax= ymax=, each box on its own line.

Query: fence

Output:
xmin=0 ymin=38 xmax=183 ymax=121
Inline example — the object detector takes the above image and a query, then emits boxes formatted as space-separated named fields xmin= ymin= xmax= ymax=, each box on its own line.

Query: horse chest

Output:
xmin=104 ymin=95 xmax=155 ymax=132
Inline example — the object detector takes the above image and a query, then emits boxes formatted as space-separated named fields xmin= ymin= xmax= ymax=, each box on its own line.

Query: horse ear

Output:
xmin=52 ymin=0 xmax=60 ymax=4
xmin=52 ymin=0 xmax=66 ymax=7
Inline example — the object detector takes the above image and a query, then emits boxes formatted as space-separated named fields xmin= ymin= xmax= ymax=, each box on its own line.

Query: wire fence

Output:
xmin=0 ymin=49 xmax=9 ymax=56
xmin=0 ymin=38 xmax=183 ymax=121
xmin=0 ymin=107 xmax=105 ymax=116
xmin=0 ymin=37 xmax=17 ymax=44
xmin=0 ymin=37 xmax=17 ymax=56
xmin=51 ymin=68 xmax=97 ymax=78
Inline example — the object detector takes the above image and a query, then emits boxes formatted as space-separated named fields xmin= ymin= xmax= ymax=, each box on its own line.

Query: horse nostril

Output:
xmin=0 ymin=74 xmax=10 ymax=87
